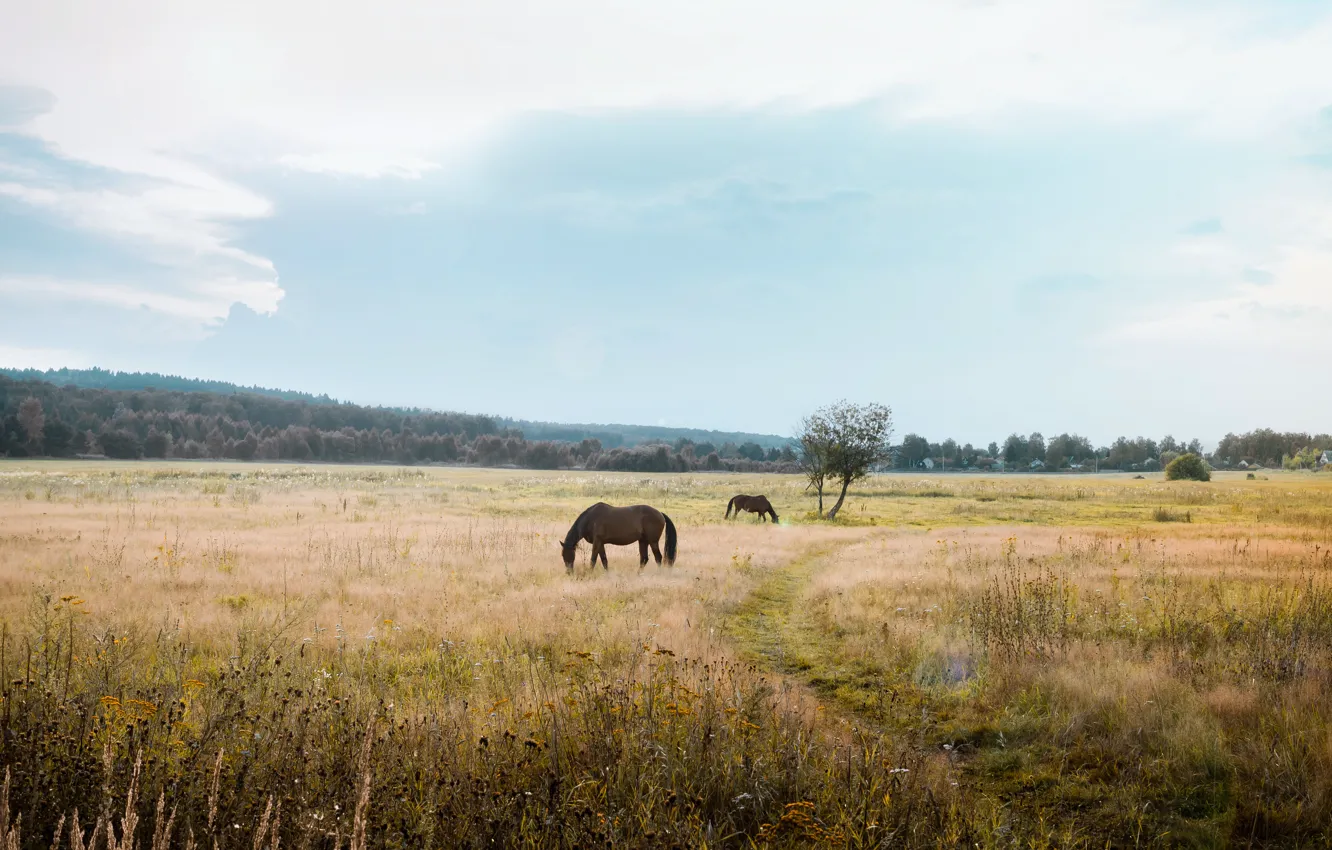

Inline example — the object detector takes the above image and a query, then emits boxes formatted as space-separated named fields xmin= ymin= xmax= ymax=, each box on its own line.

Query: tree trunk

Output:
xmin=825 ymin=477 xmax=852 ymax=520
xmin=817 ymin=482 xmax=824 ymax=518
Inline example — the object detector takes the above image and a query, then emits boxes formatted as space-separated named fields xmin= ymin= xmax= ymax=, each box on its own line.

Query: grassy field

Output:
xmin=1 ymin=461 xmax=1331 ymax=848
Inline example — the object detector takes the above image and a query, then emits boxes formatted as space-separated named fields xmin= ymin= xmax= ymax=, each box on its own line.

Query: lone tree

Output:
xmin=1165 ymin=452 xmax=1211 ymax=482
xmin=825 ymin=401 xmax=894 ymax=519
xmin=797 ymin=401 xmax=894 ymax=519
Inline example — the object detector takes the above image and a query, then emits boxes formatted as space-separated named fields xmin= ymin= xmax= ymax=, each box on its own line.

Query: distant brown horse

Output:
xmin=560 ymin=502 xmax=677 ymax=572
xmin=726 ymin=494 xmax=779 ymax=523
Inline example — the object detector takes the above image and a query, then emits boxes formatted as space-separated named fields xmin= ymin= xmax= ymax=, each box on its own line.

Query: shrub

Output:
xmin=1165 ymin=452 xmax=1210 ymax=482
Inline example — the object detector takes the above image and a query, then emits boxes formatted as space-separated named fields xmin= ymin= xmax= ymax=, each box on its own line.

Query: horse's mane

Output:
xmin=563 ymin=502 xmax=607 ymax=548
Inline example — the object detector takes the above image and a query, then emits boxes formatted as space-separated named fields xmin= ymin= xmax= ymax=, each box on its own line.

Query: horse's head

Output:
xmin=558 ymin=540 xmax=577 ymax=571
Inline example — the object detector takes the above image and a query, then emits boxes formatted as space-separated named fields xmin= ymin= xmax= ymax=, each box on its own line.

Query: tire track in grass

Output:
xmin=724 ymin=535 xmax=903 ymax=724
xmin=727 ymin=534 xmax=1238 ymax=847
xmin=725 ymin=532 xmax=954 ymax=742
xmin=724 ymin=542 xmax=824 ymax=671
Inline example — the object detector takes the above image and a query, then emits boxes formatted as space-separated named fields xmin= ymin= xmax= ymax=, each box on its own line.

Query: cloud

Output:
xmin=527 ymin=175 xmax=874 ymax=230
xmin=4 ymin=0 xmax=1332 ymax=183
xmin=0 ymin=274 xmax=282 ymax=322
xmin=2 ymin=0 xmax=1332 ymax=437
xmin=3 ymin=1 xmax=1329 ymax=329
xmin=0 ymin=85 xmax=55 ymax=128
xmin=0 ymin=133 xmax=281 ymax=323
xmin=0 ymin=176 xmax=273 ymax=273
xmin=1100 ymin=159 xmax=1332 ymax=351
xmin=279 ymin=152 xmax=439 ymax=180
xmin=1104 ymin=244 xmax=1332 ymax=351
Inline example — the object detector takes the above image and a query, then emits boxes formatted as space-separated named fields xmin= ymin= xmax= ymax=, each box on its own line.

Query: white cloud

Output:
xmin=1 ymin=0 xmax=1330 ymax=346
xmin=0 ymin=174 xmax=274 ymax=273
xmin=1093 ymin=155 xmax=1332 ymax=355
xmin=4 ymin=1 xmax=1331 ymax=179
xmin=279 ymin=153 xmax=439 ymax=180
xmin=0 ymin=149 xmax=279 ymax=325
xmin=1103 ymin=184 xmax=1332 ymax=353
xmin=1107 ymin=245 xmax=1332 ymax=351
xmin=0 ymin=275 xmax=282 ymax=322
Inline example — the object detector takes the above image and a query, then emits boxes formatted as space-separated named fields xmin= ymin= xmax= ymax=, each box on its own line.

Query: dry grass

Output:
xmin=0 ymin=461 xmax=1331 ymax=847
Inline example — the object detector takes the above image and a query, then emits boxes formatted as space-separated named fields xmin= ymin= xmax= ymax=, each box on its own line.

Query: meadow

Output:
xmin=0 ymin=461 xmax=1331 ymax=848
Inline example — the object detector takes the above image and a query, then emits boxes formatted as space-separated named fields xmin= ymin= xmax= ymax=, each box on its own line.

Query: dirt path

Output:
xmin=724 ymin=533 xmax=907 ymax=728
xmin=725 ymin=540 xmax=838 ymax=670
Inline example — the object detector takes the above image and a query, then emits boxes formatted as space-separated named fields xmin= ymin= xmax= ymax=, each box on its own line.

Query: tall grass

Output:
xmin=807 ymin=528 xmax=1332 ymax=844
xmin=0 ymin=613 xmax=976 ymax=848
xmin=2 ymin=463 xmax=1332 ymax=846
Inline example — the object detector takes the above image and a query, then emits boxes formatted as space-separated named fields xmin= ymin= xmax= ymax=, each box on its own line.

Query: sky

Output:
xmin=2 ymin=0 xmax=1331 ymax=445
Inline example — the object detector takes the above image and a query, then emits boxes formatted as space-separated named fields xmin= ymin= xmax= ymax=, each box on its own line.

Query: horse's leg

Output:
xmin=597 ymin=540 xmax=609 ymax=570
xmin=638 ymin=539 xmax=649 ymax=568
xmin=650 ymin=539 xmax=663 ymax=565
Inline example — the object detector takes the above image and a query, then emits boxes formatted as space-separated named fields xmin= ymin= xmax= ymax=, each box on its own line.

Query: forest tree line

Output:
xmin=894 ymin=429 xmax=1332 ymax=471
xmin=1 ymin=375 xmax=1326 ymax=472
xmin=1 ymin=368 xmax=786 ymax=453
xmin=0 ymin=375 xmax=797 ymax=472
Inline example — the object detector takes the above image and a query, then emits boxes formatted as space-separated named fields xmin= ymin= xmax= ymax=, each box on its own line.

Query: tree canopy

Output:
xmin=797 ymin=401 xmax=893 ymax=520
xmin=1165 ymin=453 xmax=1211 ymax=482
xmin=0 ymin=375 xmax=799 ymax=473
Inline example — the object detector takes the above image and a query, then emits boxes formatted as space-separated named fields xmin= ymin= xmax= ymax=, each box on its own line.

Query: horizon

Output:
xmin=10 ymin=365 xmax=1316 ymax=454
xmin=3 ymin=2 xmax=1331 ymax=441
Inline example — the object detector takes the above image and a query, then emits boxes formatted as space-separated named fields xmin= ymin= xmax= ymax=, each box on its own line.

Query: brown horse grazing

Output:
xmin=560 ymin=502 xmax=677 ymax=572
xmin=726 ymin=494 xmax=779 ymax=523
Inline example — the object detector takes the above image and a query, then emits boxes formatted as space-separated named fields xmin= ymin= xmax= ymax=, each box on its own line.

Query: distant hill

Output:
xmin=1 ymin=367 xmax=789 ymax=449
xmin=501 ymin=419 xmax=790 ymax=450
xmin=2 ymin=367 xmax=344 ymax=406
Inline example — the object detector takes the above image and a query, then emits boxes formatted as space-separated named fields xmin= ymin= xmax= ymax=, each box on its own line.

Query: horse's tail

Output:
xmin=663 ymin=514 xmax=677 ymax=565
xmin=725 ymin=496 xmax=737 ymax=518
